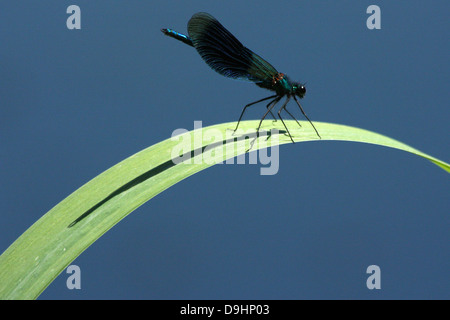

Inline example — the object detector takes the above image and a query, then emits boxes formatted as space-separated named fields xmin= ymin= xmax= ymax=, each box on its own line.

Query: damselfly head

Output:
xmin=294 ymin=84 xmax=306 ymax=98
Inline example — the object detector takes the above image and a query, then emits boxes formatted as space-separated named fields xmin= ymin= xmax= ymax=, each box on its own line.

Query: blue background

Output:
xmin=1 ymin=1 xmax=448 ymax=299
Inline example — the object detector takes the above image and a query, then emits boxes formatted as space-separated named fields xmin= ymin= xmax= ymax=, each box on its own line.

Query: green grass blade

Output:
xmin=0 ymin=120 xmax=448 ymax=299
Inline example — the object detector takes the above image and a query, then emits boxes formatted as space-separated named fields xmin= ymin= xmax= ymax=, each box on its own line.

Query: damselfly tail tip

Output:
xmin=161 ymin=28 xmax=169 ymax=35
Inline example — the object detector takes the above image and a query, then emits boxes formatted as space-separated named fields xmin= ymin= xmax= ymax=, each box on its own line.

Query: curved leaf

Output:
xmin=0 ymin=120 xmax=448 ymax=299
